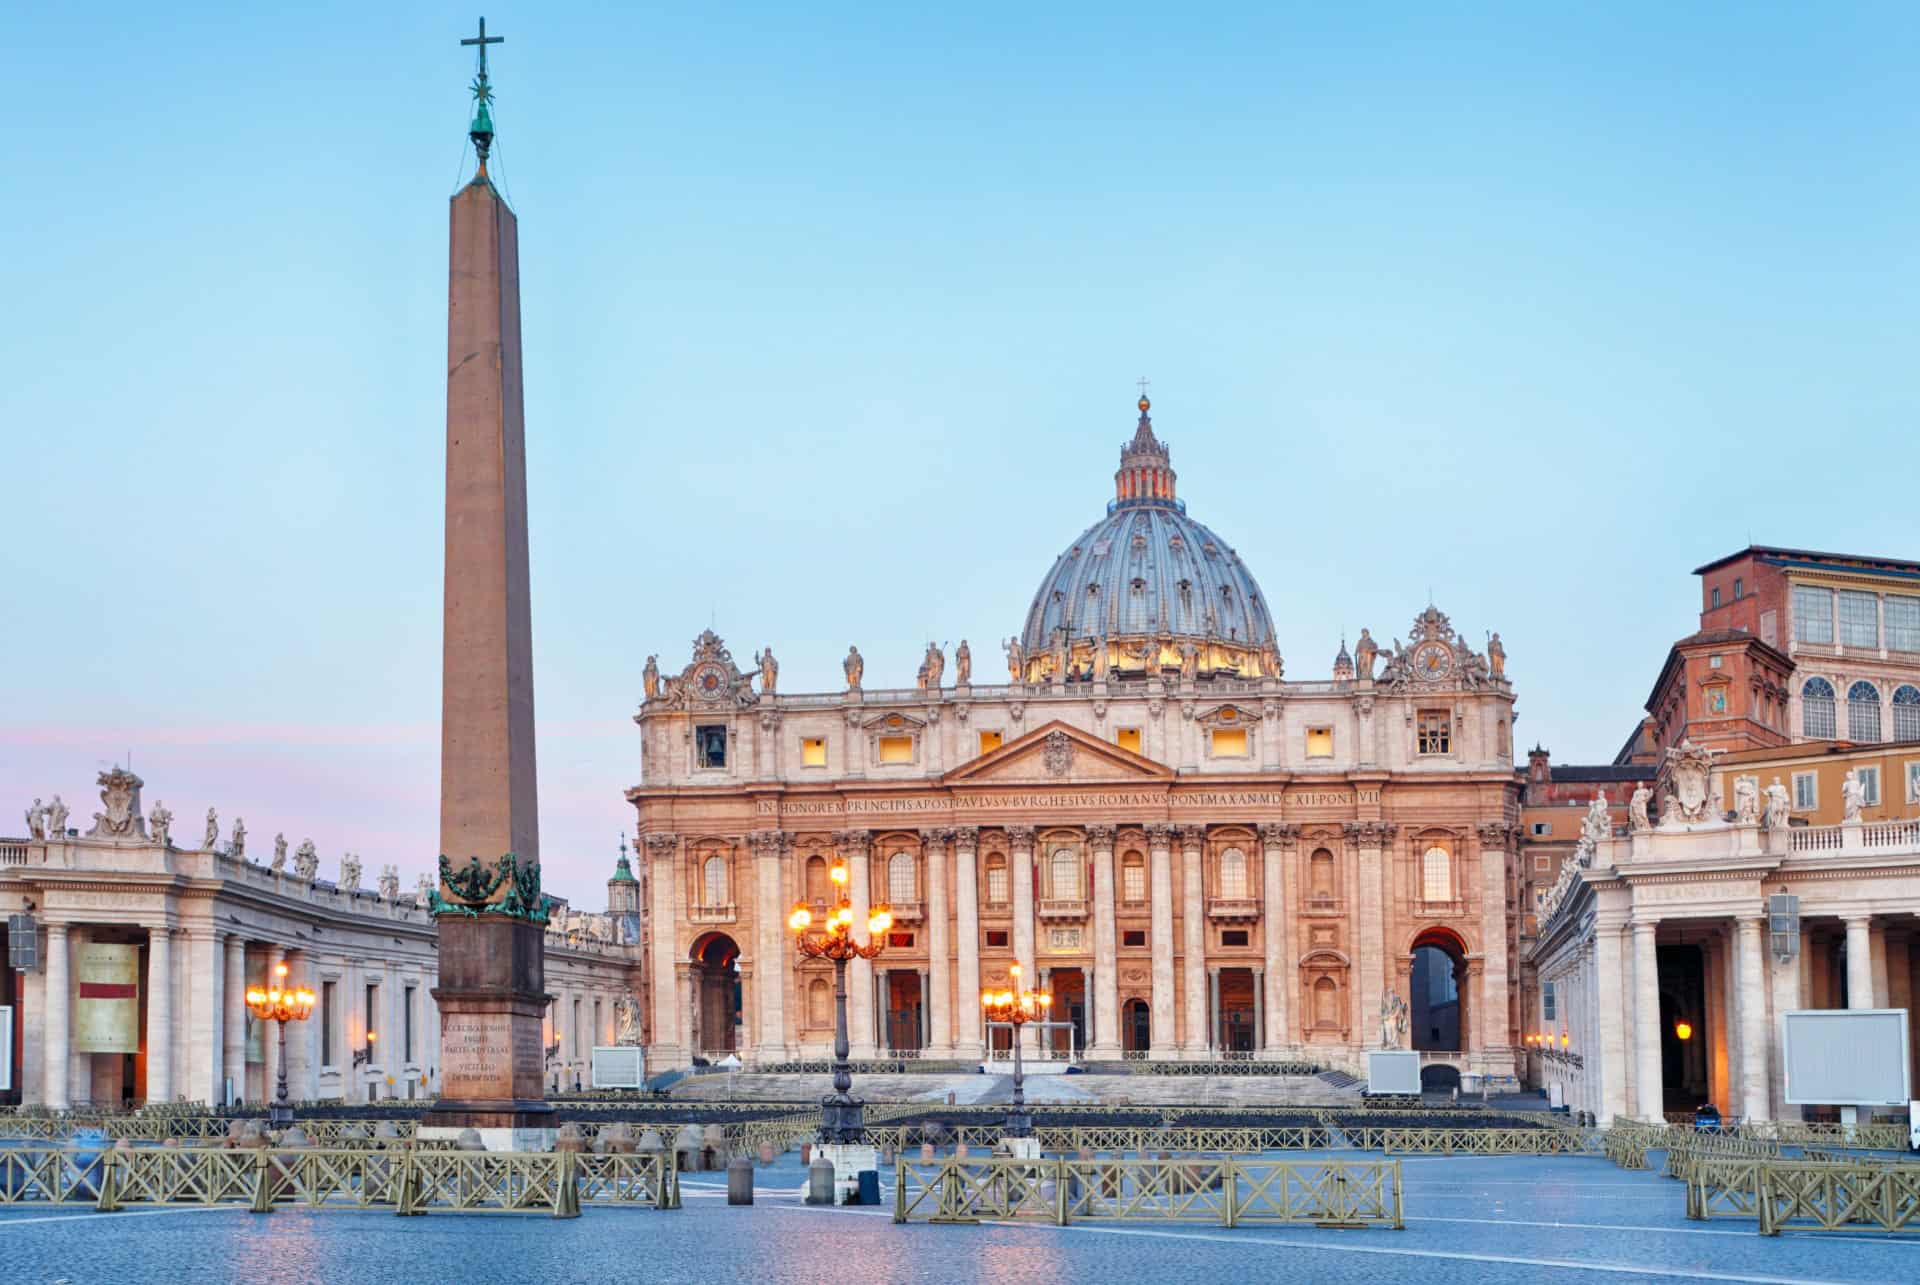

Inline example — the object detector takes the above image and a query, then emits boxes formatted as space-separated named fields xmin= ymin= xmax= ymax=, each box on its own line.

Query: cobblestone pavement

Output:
xmin=3 ymin=1152 xmax=1916 ymax=1284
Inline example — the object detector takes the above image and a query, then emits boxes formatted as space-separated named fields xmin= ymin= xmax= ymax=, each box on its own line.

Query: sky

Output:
xmin=4 ymin=3 xmax=1916 ymax=906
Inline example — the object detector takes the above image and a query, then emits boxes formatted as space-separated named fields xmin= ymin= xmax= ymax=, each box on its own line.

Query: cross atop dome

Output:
xmin=1116 ymin=388 xmax=1176 ymax=504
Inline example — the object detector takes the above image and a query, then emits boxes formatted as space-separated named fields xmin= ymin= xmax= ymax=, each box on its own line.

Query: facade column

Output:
xmin=262 ymin=943 xmax=285 ymax=1107
xmin=282 ymin=948 xmax=312 ymax=1102
xmin=1088 ymin=824 xmax=1120 ymax=1056
xmin=1208 ymin=966 xmax=1222 ymax=1052
xmin=42 ymin=923 xmax=70 ymax=1110
xmin=1735 ymin=917 xmax=1771 ymax=1122
xmin=1845 ymin=916 xmax=1874 ymax=1009
xmin=1178 ymin=826 xmax=1208 ymax=1056
xmin=1476 ymin=823 xmax=1514 ymax=1067
xmin=751 ymin=831 xmax=786 ymax=1060
xmin=922 ymin=828 xmax=953 ymax=1058
xmin=1632 ymin=920 xmax=1663 ymax=1122
xmin=1008 ymin=826 xmax=1037 ymax=1056
xmin=645 ymin=834 xmax=683 ymax=1068
xmin=186 ymin=929 xmax=222 ymax=1106
xmin=223 ymin=935 xmax=247 ymax=1105
xmin=840 ymin=830 xmax=877 ymax=1058
xmin=952 ymin=827 xmax=983 ymax=1058
xmin=1464 ymin=960 xmax=1485 ymax=1053
xmin=1147 ymin=823 xmax=1175 ymax=1060
xmin=1347 ymin=822 xmax=1392 ymax=1057
xmin=1258 ymin=823 xmax=1296 ymax=1054
xmin=1593 ymin=920 xmax=1628 ymax=1124
xmin=146 ymin=926 xmax=173 ymax=1106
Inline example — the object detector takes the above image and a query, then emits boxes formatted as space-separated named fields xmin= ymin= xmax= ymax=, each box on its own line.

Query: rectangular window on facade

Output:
xmin=1534 ymin=855 xmax=1550 ymax=871
xmin=1793 ymin=771 xmax=1817 ymax=810
xmin=1417 ymin=710 xmax=1451 ymax=755
xmin=594 ymin=999 xmax=603 ymax=1048
xmin=1530 ymin=822 xmax=1551 ymax=836
xmin=696 ymin=724 xmax=727 ymax=768
xmin=1122 ymin=859 xmax=1146 ymax=904
xmin=1543 ymin=982 xmax=1556 ymax=1021
xmin=321 ymin=980 xmax=337 ymax=1067
xmin=985 ymin=929 xmax=1009 ymax=947
xmin=877 ymin=735 xmax=914 ymax=764
xmin=1123 ymin=929 xmax=1147 ymax=947
xmin=1887 ymin=595 xmax=1920 ymax=653
xmin=572 ymin=998 xmax=582 ymax=1058
xmin=1858 ymin=767 xmax=1880 ymax=805
xmin=1793 ymin=585 xmax=1834 ymax=644
xmin=1711 ymin=586 xmax=1721 ymax=609
xmin=1305 ymin=726 xmax=1333 ymax=758
xmin=986 ymin=862 xmax=1009 ymax=906
xmin=365 ymin=982 xmax=379 ymax=1060
xmin=800 ymin=737 xmax=827 ymax=768
xmin=1221 ymin=929 xmax=1250 ymax=947
xmin=403 ymin=985 xmax=417 ymax=1063
xmin=1709 ymin=655 xmax=1723 ymax=669
xmin=887 ymin=932 xmax=915 ymax=948
xmin=1838 ymin=590 xmax=1879 ymax=648
xmin=1734 ymin=577 xmax=1743 ymax=599
xmin=1209 ymin=728 xmax=1248 ymax=758
xmin=977 ymin=730 xmax=1003 ymax=755
xmin=1116 ymin=727 xmax=1142 ymax=754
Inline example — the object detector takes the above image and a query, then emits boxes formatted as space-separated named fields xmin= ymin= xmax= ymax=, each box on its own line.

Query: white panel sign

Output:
xmin=1367 ymin=1050 xmax=1422 ymax=1096
xmin=591 ymin=1045 xmax=646 ymax=1090
xmin=0 ymin=1006 xmax=12 ymax=1092
xmin=1782 ymin=1009 xmax=1910 ymax=1106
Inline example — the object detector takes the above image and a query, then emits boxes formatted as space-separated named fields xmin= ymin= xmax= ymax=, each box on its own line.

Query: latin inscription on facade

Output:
xmin=752 ymin=786 xmax=1380 ymax=818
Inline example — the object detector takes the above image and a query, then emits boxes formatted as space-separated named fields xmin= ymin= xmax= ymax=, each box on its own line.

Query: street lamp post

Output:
xmin=244 ymin=962 xmax=316 ymax=1130
xmin=788 ymin=861 xmax=891 ymax=1143
xmin=980 ymin=964 xmax=1051 ymax=1140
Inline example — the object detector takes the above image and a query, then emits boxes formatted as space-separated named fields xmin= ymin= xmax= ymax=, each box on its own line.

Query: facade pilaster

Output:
xmin=839 ymin=829 xmax=877 ymax=1058
xmin=1346 ymin=821 xmax=1392 ymax=1050
xmin=751 ymin=831 xmax=787 ymax=1058
xmin=1008 ymin=825 xmax=1037 ymax=1055
xmin=1475 ymin=823 xmax=1514 ymax=1061
xmin=1258 ymin=823 xmax=1296 ymax=1053
xmin=1178 ymin=825 xmax=1207 ymax=1055
xmin=1088 ymin=824 xmax=1120 ymax=1056
xmin=952 ymin=827 xmax=983 ymax=1058
xmin=1735 ymin=916 xmax=1771 ymax=1122
xmin=1632 ymin=920 xmax=1663 ymax=1122
xmin=645 ymin=833 xmax=683 ymax=1068
xmin=146 ymin=926 xmax=174 ymax=1105
xmin=42 ymin=922 xmax=70 ymax=1110
xmin=921 ymin=827 xmax=954 ymax=1058
xmin=1147 ymin=823 xmax=1175 ymax=1059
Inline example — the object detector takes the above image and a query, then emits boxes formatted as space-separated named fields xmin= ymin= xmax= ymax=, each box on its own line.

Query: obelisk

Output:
xmin=422 ymin=18 xmax=555 ymax=1150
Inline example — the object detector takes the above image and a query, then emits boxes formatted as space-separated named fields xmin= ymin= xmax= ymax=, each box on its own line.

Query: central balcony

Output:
xmin=1206 ymin=897 xmax=1261 ymax=922
xmin=1037 ymin=897 xmax=1089 ymax=921
xmin=886 ymin=900 xmax=922 ymax=923
xmin=688 ymin=902 xmax=736 ymax=925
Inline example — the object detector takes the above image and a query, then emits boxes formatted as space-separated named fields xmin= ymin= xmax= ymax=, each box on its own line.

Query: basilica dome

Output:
xmin=1015 ymin=397 xmax=1279 ymax=683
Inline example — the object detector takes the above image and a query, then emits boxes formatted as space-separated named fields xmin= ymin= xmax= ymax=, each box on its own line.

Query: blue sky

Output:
xmin=5 ymin=3 xmax=1916 ymax=904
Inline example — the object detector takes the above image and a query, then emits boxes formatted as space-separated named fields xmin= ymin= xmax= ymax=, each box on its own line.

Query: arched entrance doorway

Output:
xmin=1123 ymin=998 xmax=1151 ymax=1054
xmin=1409 ymin=928 xmax=1465 ymax=1053
xmin=689 ymin=932 xmax=741 ymax=1060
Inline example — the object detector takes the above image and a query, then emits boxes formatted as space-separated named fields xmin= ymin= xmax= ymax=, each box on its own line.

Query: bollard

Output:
xmin=921 ymin=1142 xmax=935 ymax=1162
xmin=728 ymin=1153 xmax=754 ymax=1205
xmin=758 ymin=1141 xmax=776 ymax=1166
xmin=800 ymin=1142 xmax=812 ymax=1167
xmin=806 ymin=1155 xmax=835 ymax=1206
xmin=955 ymin=1141 xmax=968 ymax=1161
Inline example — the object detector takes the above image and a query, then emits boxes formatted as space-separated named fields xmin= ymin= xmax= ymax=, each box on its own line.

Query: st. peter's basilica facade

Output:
xmin=629 ymin=397 xmax=1523 ymax=1078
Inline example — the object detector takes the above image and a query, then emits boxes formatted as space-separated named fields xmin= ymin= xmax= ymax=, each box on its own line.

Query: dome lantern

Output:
xmin=1115 ymin=394 xmax=1178 ymax=506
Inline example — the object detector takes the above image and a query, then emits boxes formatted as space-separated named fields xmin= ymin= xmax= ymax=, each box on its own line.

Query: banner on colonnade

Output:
xmin=73 ymin=942 xmax=140 ymax=1054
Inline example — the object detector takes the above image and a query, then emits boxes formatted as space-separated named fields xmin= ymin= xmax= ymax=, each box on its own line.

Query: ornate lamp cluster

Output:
xmin=244 ymin=962 xmax=316 ymax=1128
xmin=787 ymin=861 xmax=891 ymax=1143
xmin=981 ymin=963 xmax=1050 ymax=1138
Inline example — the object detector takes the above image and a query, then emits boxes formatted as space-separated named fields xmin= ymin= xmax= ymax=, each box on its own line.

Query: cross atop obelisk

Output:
xmin=461 ymin=17 xmax=504 ymax=174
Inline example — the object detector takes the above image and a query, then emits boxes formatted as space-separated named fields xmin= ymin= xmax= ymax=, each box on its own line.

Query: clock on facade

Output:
xmin=1411 ymin=641 xmax=1453 ymax=680
xmin=695 ymin=664 xmax=726 ymax=696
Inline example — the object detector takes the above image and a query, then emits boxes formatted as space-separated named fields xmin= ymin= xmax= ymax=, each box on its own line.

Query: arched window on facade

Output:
xmin=1313 ymin=977 xmax=1339 ymax=1028
xmin=1121 ymin=851 xmax=1147 ymax=904
xmin=1803 ymin=677 xmax=1837 ymax=739
xmin=1050 ymin=848 xmax=1081 ymax=900
xmin=888 ymin=851 xmax=916 ymax=904
xmin=985 ymin=854 xmax=1009 ymax=907
xmin=1848 ymin=681 xmax=1883 ymax=742
xmin=807 ymin=978 xmax=831 ymax=1027
xmin=1421 ymin=846 xmax=1452 ymax=903
xmin=1309 ymin=848 xmax=1336 ymax=903
xmin=806 ymin=855 xmax=829 ymax=905
xmin=1218 ymin=847 xmax=1248 ymax=899
xmin=702 ymin=854 xmax=727 ymax=907
xmin=1895 ymin=685 xmax=1920 ymax=742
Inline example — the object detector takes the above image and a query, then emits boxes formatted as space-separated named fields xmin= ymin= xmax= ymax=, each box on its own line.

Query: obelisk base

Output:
xmin=424 ymin=916 xmax=555 ymax=1152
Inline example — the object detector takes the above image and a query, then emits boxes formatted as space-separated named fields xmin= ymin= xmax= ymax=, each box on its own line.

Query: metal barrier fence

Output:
xmin=1687 ymin=1157 xmax=1920 ymax=1235
xmin=0 ymin=1146 xmax=677 ymax=1218
xmin=892 ymin=1154 xmax=1402 ymax=1228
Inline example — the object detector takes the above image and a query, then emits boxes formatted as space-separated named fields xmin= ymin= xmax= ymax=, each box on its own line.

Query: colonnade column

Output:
xmin=1178 ymin=826 xmax=1208 ymax=1056
xmin=283 ymin=948 xmax=312 ymax=1101
xmin=1631 ymin=919 xmax=1663 ymax=1122
xmin=1147 ymin=824 xmax=1175 ymax=1060
xmin=751 ymin=831 xmax=787 ymax=1059
xmin=224 ymin=935 xmax=247 ymax=1105
xmin=1258 ymin=823 xmax=1295 ymax=1054
xmin=1593 ymin=920 xmax=1628 ymax=1124
xmin=840 ymin=829 xmax=877 ymax=1058
xmin=42 ymin=923 xmax=70 ymax=1110
xmin=1735 ymin=916 xmax=1772 ymax=1122
xmin=922 ymin=828 xmax=953 ymax=1058
xmin=146 ymin=926 xmax=173 ymax=1105
xmin=953 ymin=827 xmax=983 ymax=1058
xmin=1008 ymin=826 xmax=1037 ymax=1056
xmin=644 ymin=834 xmax=683 ymax=1068
xmin=1845 ymin=916 xmax=1874 ymax=1009
xmin=1088 ymin=824 xmax=1120 ymax=1057
xmin=262 ymin=943 xmax=285 ymax=1106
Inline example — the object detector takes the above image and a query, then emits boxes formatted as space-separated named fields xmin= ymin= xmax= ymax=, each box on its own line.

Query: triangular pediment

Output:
xmin=943 ymin=719 xmax=1175 ymax=784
